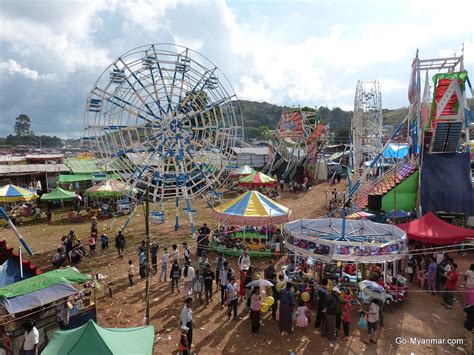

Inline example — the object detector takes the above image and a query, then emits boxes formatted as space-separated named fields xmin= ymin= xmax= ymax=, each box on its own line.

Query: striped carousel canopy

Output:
xmin=0 ymin=184 xmax=38 ymax=202
xmin=228 ymin=165 xmax=255 ymax=178
xmin=85 ymin=178 xmax=133 ymax=197
xmin=211 ymin=191 xmax=290 ymax=226
xmin=238 ymin=171 xmax=277 ymax=187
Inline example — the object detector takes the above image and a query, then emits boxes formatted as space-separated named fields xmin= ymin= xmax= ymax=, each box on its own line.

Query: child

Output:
xmin=341 ymin=295 xmax=353 ymax=340
xmin=295 ymin=300 xmax=310 ymax=328
xmin=89 ymin=233 xmax=96 ymax=254
xmin=178 ymin=327 xmax=189 ymax=355
xmin=100 ymin=233 xmax=109 ymax=251
xmin=192 ymin=270 xmax=204 ymax=305
xmin=198 ymin=252 xmax=209 ymax=270
xmin=128 ymin=260 xmax=135 ymax=287
xmin=159 ymin=248 xmax=168 ymax=282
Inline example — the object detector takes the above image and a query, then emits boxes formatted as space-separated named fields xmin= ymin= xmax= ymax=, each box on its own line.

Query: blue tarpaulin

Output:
xmin=2 ymin=283 xmax=77 ymax=314
xmin=383 ymin=144 xmax=409 ymax=158
xmin=421 ymin=152 xmax=474 ymax=216
xmin=0 ymin=259 xmax=34 ymax=287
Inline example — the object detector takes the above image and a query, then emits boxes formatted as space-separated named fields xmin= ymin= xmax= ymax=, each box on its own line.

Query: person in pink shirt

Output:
xmin=341 ymin=295 xmax=353 ymax=340
xmin=250 ymin=287 xmax=261 ymax=335
xmin=295 ymin=300 xmax=310 ymax=328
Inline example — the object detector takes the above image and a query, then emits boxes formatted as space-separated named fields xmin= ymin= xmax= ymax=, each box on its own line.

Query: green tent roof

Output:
xmin=0 ymin=267 xmax=91 ymax=299
xmin=58 ymin=174 xmax=92 ymax=183
xmin=58 ymin=173 xmax=121 ymax=183
xmin=40 ymin=187 xmax=77 ymax=201
xmin=42 ymin=320 xmax=154 ymax=355
xmin=64 ymin=158 xmax=102 ymax=174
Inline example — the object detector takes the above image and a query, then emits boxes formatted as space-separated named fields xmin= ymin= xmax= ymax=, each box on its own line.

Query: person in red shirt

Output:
xmin=442 ymin=263 xmax=459 ymax=309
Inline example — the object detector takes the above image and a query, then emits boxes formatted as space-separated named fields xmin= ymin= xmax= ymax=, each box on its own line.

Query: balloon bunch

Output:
xmin=260 ymin=296 xmax=275 ymax=313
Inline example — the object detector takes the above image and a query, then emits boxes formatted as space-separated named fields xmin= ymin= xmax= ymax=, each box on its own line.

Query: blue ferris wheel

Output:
xmin=84 ymin=43 xmax=243 ymax=232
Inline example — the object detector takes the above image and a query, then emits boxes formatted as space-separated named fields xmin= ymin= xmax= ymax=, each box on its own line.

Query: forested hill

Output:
xmin=239 ymin=98 xmax=474 ymax=143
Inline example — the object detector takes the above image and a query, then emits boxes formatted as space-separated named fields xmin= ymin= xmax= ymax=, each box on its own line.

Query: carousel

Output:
xmin=210 ymin=191 xmax=291 ymax=257
xmin=284 ymin=217 xmax=409 ymax=303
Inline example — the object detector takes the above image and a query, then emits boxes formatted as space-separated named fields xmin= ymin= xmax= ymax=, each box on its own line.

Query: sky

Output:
xmin=0 ymin=0 xmax=473 ymax=138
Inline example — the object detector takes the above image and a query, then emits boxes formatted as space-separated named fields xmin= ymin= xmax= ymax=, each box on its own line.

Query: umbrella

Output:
xmin=385 ymin=210 xmax=411 ymax=219
xmin=0 ymin=184 xmax=38 ymax=202
xmin=346 ymin=211 xmax=375 ymax=220
xmin=245 ymin=279 xmax=273 ymax=288
xmin=358 ymin=280 xmax=386 ymax=301
xmin=238 ymin=171 xmax=277 ymax=188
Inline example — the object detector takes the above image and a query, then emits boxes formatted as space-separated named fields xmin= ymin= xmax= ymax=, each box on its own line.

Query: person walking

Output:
xmin=192 ymin=270 xmax=204 ymax=305
xmin=364 ymin=298 xmax=380 ymax=345
xmin=321 ymin=286 xmax=341 ymax=341
xmin=215 ymin=253 xmax=226 ymax=293
xmin=88 ymin=232 xmax=97 ymax=255
xmin=183 ymin=242 xmax=191 ymax=264
xmin=427 ymin=256 xmax=438 ymax=295
xmin=464 ymin=264 xmax=474 ymax=306
xmin=250 ymin=287 xmax=261 ymax=335
xmin=115 ymin=231 xmax=126 ymax=258
xmin=279 ymin=282 xmax=296 ymax=335
xmin=238 ymin=248 xmax=251 ymax=271
xmin=21 ymin=320 xmax=39 ymax=355
xmin=170 ymin=259 xmax=182 ymax=293
xmin=341 ymin=295 xmax=352 ymax=340
xmin=127 ymin=260 xmax=135 ymax=286
xmin=197 ymin=223 xmax=211 ymax=257
xmin=183 ymin=262 xmax=195 ymax=298
xmin=172 ymin=244 xmax=180 ymax=264
xmin=219 ymin=262 xmax=234 ymax=306
xmin=463 ymin=304 xmax=474 ymax=355
xmin=100 ymin=233 xmax=108 ymax=251
xmin=226 ymin=277 xmax=238 ymax=320
xmin=442 ymin=263 xmax=459 ymax=309
xmin=159 ymin=248 xmax=168 ymax=282
xmin=150 ymin=242 xmax=159 ymax=274
xmin=181 ymin=297 xmax=193 ymax=354
xmin=315 ymin=278 xmax=328 ymax=328
xmin=202 ymin=264 xmax=214 ymax=305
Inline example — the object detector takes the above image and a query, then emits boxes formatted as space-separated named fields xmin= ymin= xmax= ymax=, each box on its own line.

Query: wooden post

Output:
xmin=145 ymin=186 xmax=150 ymax=325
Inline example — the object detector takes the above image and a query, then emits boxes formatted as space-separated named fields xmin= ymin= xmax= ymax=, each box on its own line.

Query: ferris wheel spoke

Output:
xmin=118 ymin=59 xmax=166 ymax=118
xmin=92 ymin=86 xmax=158 ymax=123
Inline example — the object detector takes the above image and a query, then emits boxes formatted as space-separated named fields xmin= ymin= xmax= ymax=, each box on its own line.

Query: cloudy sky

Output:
xmin=0 ymin=0 xmax=473 ymax=138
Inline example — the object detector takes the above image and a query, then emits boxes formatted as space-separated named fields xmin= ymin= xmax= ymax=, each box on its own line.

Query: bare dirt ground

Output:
xmin=1 ymin=182 xmax=471 ymax=354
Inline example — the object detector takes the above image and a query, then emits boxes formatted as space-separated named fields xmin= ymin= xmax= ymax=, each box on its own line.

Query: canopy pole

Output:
xmin=19 ymin=245 xmax=23 ymax=278
xmin=145 ymin=186 xmax=150 ymax=325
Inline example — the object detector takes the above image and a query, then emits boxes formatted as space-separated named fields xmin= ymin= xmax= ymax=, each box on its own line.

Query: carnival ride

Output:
xmin=348 ymin=49 xmax=473 ymax=218
xmin=210 ymin=191 xmax=290 ymax=257
xmin=351 ymin=81 xmax=383 ymax=170
xmin=264 ymin=110 xmax=328 ymax=182
xmin=83 ymin=44 xmax=243 ymax=232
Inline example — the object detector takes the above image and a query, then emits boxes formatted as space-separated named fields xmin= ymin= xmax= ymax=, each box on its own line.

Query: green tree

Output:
xmin=257 ymin=125 xmax=270 ymax=139
xmin=14 ymin=114 xmax=33 ymax=136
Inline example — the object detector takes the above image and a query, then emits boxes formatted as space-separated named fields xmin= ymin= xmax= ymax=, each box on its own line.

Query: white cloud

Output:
xmin=378 ymin=78 xmax=406 ymax=93
xmin=237 ymin=75 xmax=272 ymax=102
xmin=0 ymin=59 xmax=55 ymax=80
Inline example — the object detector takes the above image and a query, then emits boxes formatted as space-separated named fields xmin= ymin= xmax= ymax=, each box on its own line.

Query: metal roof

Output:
xmin=25 ymin=154 xmax=64 ymax=160
xmin=0 ymin=156 xmax=27 ymax=163
xmin=0 ymin=164 xmax=70 ymax=175
xmin=231 ymin=147 xmax=268 ymax=155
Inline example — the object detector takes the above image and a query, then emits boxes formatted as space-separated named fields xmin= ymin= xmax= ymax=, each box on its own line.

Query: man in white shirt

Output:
xmin=219 ymin=262 xmax=234 ymax=306
xmin=238 ymin=248 xmax=251 ymax=271
xmin=171 ymin=244 xmax=180 ymax=264
xmin=22 ymin=320 xmax=39 ymax=355
xmin=181 ymin=297 xmax=193 ymax=351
